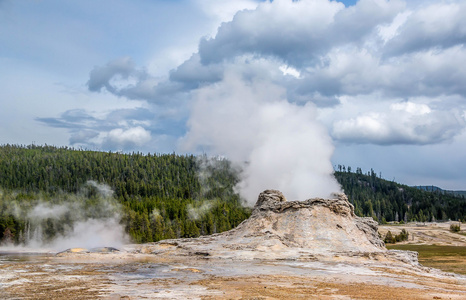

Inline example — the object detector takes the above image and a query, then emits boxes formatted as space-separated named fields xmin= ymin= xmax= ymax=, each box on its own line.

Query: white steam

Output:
xmin=187 ymin=201 xmax=215 ymax=221
xmin=180 ymin=72 xmax=341 ymax=204
xmin=27 ymin=202 xmax=70 ymax=220
xmin=1 ymin=181 xmax=129 ymax=251
xmin=49 ymin=218 xmax=127 ymax=250
xmin=87 ymin=180 xmax=115 ymax=198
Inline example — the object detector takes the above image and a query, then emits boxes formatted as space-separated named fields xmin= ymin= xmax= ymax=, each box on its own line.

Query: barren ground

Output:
xmin=1 ymin=221 xmax=466 ymax=299
xmin=1 ymin=251 xmax=466 ymax=299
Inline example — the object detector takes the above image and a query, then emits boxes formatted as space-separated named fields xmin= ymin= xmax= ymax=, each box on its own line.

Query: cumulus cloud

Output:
xmin=82 ymin=0 xmax=466 ymax=149
xmin=36 ymin=107 xmax=162 ymax=151
xmin=197 ymin=0 xmax=403 ymax=66
xmin=383 ymin=1 xmax=466 ymax=56
xmin=88 ymin=57 xmax=161 ymax=101
xmin=169 ymin=53 xmax=224 ymax=87
xmin=102 ymin=126 xmax=151 ymax=149
xmin=197 ymin=0 xmax=260 ymax=33
xmin=88 ymin=57 xmax=138 ymax=92
xmin=333 ymin=101 xmax=465 ymax=145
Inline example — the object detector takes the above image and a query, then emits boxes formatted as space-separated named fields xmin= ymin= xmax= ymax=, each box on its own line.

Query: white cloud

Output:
xmin=104 ymin=126 xmax=151 ymax=148
xmin=279 ymin=65 xmax=301 ymax=78
xmin=333 ymin=101 xmax=465 ymax=145
xmin=5 ymin=0 xmax=466 ymax=188
xmin=38 ymin=0 xmax=465 ymax=151
xmin=147 ymin=0 xmax=260 ymax=77
xmin=377 ymin=10 xmax=411 ymax=43
xmin=390 ymin=102 xmax=431 ymax=115
xmin=197 ymin=0 xmax=260 ymax=33
xmin=384 ymin=1 xmax=466 ymax=56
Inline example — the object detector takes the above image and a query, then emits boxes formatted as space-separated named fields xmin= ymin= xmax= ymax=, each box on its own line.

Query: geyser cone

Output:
xmin=240 ymin=189 xmax=385 ymax=254
xmin=140 ymin=190 xmax=385 ymax=259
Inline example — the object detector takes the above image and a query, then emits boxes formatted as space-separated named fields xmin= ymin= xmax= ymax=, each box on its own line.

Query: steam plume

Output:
xmin=1 ymin=181 xmax=128 ymax=250
xmin=180 ymin=72 xmax=341 ymax=205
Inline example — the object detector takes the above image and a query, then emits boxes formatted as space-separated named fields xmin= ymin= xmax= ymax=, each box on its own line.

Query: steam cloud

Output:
xmin=180 ymin=72 xmax=341 ymax=204
xmin=1 ymin=181 xmax=129 ymax=251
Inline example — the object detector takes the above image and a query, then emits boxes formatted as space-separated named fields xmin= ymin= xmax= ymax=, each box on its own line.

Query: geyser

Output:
xmin=137 ymin=190 xmax=389 ymax=260
xmin=180 ymin=72 xmax=341 ymax=205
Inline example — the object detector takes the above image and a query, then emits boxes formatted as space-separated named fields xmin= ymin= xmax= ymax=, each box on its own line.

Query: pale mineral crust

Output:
xmin=4 ymin=190 xmax=465 ymax=299
xmin=138 ymin=190 xmax=408 ymax=263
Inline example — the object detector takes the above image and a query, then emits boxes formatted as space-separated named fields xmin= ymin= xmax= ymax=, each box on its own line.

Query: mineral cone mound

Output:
xmin=140 ymin=190 xmax=398 ymax=261
xmin=248 ymin=189 xmax=385 ymax=253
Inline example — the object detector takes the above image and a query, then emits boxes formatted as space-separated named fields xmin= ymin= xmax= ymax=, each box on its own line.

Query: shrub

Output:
xmin=396 ymin=229 xmax=409 ymax=242
xmin=450 ymin=223 xmax=461 ymax=233
xmin=384 ymin=231 xmax=396 ymax=244
xmin=384 ymin=229 xmax=409 ymax=244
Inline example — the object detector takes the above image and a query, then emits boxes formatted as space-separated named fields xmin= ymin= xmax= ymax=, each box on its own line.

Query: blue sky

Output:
xmin=1 ymin=0 xmax=466 ymax=193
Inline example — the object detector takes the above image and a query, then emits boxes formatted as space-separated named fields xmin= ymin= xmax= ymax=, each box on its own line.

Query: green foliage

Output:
xmin=0 ymin=144 xmax=250 ymax=244
xmin=384 ymin=229 xmax=409 ymax=244
xmin=334 ymin=167 xmax=466 ymax=223
xmin=1 ymin=145 xmax=465 ymax=245
xmin=396 ymin=229 xmax=409 ymax=242
xmin=384 ymin=231 xmax=395 ymax=244
xmin=450 ymin=223 xmax=461 ymax=233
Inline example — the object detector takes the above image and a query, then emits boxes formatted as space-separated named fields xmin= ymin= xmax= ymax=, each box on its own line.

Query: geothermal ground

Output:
xmin=1 ymin=191 xmax=466 ymax=299
xmin=2 ymin=250 xmax=466 ymax=299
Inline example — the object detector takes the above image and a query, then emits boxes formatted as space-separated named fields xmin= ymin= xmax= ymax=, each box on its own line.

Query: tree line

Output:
xmin=334 ymin=166 xmax=466 ymax=223
xmin=0 ymin=144 xmax=250 ymax=244
xmin=1 ymin=145 xmax=465 ymax=245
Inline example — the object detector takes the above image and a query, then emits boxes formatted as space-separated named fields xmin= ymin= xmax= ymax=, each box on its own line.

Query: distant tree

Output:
xmin=450 ymin=223 xmax=461 ymax=233
xmin=395 ymin=229 xmax=409 ymax=242
xmin=384 ymin=231 xmax=396 ymax=244
xmin=384 ymin=229 xmax=408 ymax=244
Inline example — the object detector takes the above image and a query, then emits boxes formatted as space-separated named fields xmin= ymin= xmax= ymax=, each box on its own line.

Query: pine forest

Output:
xmin=0 ymin=145 xmax=465 ymax=245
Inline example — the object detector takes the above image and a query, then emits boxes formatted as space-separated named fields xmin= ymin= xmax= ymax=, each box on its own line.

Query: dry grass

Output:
xmin=387 ymin=244 xmax=466 ymax=274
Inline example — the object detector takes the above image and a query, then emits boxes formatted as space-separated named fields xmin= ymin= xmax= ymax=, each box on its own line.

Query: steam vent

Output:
xmin=140 ymin=190 xmax=389 ymax=260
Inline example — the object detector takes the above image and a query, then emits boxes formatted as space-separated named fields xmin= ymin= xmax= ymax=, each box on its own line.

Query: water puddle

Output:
xmin=0 ymin=252 xmax=54 ymax=263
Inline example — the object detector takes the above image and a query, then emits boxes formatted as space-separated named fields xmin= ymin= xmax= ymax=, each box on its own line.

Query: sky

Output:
xmin=1 ymin=0 xmax=465 ymax=192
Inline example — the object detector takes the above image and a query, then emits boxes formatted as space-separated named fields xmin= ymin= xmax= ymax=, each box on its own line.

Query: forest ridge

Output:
xmin=0 ymin=144 xmax=465 ymax=245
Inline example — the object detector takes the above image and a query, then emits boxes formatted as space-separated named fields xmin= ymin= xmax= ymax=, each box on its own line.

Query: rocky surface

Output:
xmin=138 ymin=190 xmax=394 ymax=261
xmin=3 ymin=190 xmax=466 ymax=299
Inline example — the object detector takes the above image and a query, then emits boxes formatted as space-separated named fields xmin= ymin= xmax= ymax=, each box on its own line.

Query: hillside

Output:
xmin=334 ymin=168 xmax=466 ymax=223
xmin=414 ymin=185 xmax=466 ymax=197
xmin=0 ymin=144 xmax=250 ymax=245
xmin=0 ymin=145 xmax=465 ymax=246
